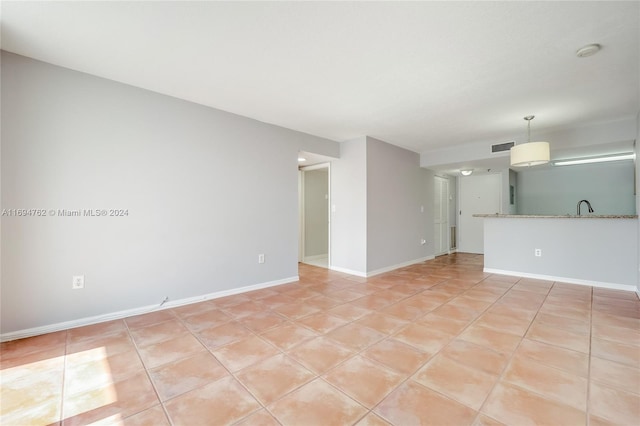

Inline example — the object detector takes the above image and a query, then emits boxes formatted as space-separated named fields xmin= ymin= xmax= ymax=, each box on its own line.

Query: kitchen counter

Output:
xmin=476 ymin=215 xmax=638 ymax=291
xmin=473 ymin=214 xmax=637 ymax=219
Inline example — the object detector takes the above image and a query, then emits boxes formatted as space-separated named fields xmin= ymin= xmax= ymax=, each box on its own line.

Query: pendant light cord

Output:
xmin=524 ymin=115 xmax=535 ymax=143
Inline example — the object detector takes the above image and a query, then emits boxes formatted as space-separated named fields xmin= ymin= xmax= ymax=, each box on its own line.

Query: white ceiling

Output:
xmin=1 ymin=1 xmax=638 ymax=154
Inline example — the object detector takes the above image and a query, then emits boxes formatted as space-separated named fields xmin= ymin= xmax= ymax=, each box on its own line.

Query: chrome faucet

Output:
xmin=577 ymin=200 xmax=594 ymax=216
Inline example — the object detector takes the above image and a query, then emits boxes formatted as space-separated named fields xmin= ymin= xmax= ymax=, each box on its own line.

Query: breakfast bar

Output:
xmin=474 ymin=214 xmax=639 ymax=291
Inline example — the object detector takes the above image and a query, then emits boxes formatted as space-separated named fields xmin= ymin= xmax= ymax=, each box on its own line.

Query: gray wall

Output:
xmin=330 ymin=137 xmax=368 ymax=274
xmin=330 ymin=136 xmax=433 ymax=276
xmin=1 ymin=52 xmax=339 ymax=334
xmin=516 ymin=161 xmax=636 ymax=215
xmin=636 ymin=112 xmax=640 ymax=292
xmin=366 ymin=137 xmax=431 ymax=272
xmin=303 ymin=169 xmax=328 ymax=257
xmin=484 ymin=218 xmax=638 ymax=288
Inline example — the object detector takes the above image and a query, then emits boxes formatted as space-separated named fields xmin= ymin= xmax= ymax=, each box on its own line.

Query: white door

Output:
xmin=459 ymin=173 xmax=502 ymax=254
xmin=434 ymin=176 xmax=449 ymax=256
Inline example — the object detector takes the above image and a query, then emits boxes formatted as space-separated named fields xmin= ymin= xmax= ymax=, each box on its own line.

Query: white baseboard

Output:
xmin=329 ymin=265 xmax=367 ymax=277
xmin=366 ymin=256 xmax=435 ymax=277
xmin=303 ymin=254 xmax=328 ymax=262
xmin=330 ymin=256 xmax=435 ymax=278
xmin=484 ymin=268 xmax=637 ymax=292
xmin=1 ymin=276 xmax=299 ymax=342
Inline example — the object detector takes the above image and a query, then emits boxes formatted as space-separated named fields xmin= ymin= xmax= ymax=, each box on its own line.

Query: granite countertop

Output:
xmin=473 ymin=214 xmax=638 ymax=219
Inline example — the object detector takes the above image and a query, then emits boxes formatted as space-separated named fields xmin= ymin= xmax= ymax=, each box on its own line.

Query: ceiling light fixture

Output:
xmin=554 ymin=153 xmax=634 ymax=166
xmin=576 ymin=43 xmax=601 ymax=58
xmin=460 ymin=169 xmax=473 ymax=176
xmin=510 ymin=115 xmax=550 ymax=167
xmin=297 ymin=157 xmax=306 ymax=162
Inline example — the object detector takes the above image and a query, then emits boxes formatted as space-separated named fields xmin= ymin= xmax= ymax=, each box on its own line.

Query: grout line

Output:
xmin=198 ymin=299 xmax=323 ymax=425
xmin=470 ymin=276 xmax=549 ymax=424
xmin=122 ymin=315 xmax=174 ymax=426
xmin=337 ymin=269 xmax=513 ymax=421
xmin=59 ymin=330 xmax=70 ymax=425
xmin=175 ymin=307 xmax=277 ymax=425
xmin=586 ymin=284 xmax=594 ymax=426
xmin=474 ymin=280 xmax=594 ymax=424
xmin=10 ymin=254 xmax=629 ymax=426
xmin=363 ymin=267 xmax=506 ymax=423
xmin=402 ymin=277 xmax=522 ymax=425
xmin=255 ymin=269 xmax=456 ymax=422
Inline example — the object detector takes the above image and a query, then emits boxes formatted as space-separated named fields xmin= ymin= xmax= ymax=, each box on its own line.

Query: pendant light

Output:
xmin=510 ymin=115 xmax=550 ymax=167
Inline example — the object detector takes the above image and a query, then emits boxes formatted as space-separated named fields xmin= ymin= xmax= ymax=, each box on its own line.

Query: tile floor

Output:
xmin=302 ymin=256 xmax=328 ymax=269
xmin=1 ymin=253 xmax=639 ymax=425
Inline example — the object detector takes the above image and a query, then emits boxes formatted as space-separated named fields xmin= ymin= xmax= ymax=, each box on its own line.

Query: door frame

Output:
xmin=299 ymin=162 xmax=331 ymax=267
xmin=434 ymin=175 xmax=450 ymax=256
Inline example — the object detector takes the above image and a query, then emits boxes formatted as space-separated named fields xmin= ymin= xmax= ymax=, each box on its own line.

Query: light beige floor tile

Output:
xmin=268 ymin=378 xmax=367 ymax=426
xmin=375 ymin=381 xmax=477 ymax=425
xmin=5 ymin=255 xmax=639 ymax=426
xmin=324 ymin=355 xmax=405 ymax=408
xmin=164 ymin=376 xmax=260 ymax=425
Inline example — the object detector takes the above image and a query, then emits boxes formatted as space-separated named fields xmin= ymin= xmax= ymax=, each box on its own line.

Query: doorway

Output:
xmin=299 ymin=163 xmax=330 ymax=268
xmin=434 ymin=175 xmax=450 ymax=256
xmin=458 ymin=173 xmax=502 ymax=254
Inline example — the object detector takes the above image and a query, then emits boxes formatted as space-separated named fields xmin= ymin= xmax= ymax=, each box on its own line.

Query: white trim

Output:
xmin=300 ymin=163 xmax=330 ymax=172
xmin=298 ymin=170 xmax=304 ymax=262
xmin=327 ymin=163 xmax=332 ymax=268
xmin=329 ymin=265 xmax=367 ymax=277
xmin=330 ymin=256 xmax=435 ymax=278
xmin=299 ymin=168 xmax=306 ymax=262
xmin=434 ymin=175 xmax=450 ymax=256
xmin=1 ymin=276 xmax=298 ymax=342
xmin=366 ymin=256 xmax=434 ymax=277
xmin=484 ymin=268 xmax=637 ymax=292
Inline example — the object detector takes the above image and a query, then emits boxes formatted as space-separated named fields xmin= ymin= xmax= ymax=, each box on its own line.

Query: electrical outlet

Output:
xmin=72 ymin=275 xmax=85 ymax=289
xmin=258 ymin=254 xmax=265 ymax=264
xmin=534 ymin=249 xmax=542 ymax=257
